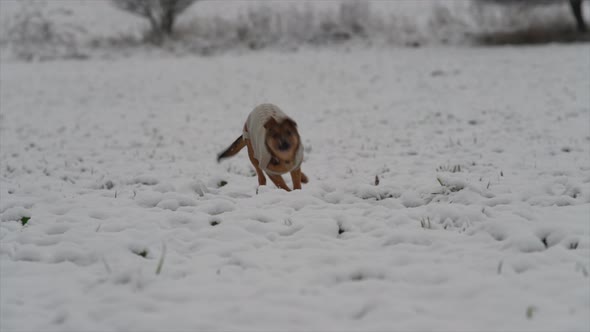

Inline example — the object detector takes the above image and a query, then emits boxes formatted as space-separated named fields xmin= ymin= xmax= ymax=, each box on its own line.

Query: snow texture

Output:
xmin=1 ymin=45 xmax=589 ymax=331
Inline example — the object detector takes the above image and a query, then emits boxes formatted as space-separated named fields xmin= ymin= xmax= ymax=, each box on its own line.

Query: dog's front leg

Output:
xmin=246 ymin=139 xmax=266 ymax=186
xmin=267 ymin=174 xmax=291 ymax=191
xmin=254 ymin=165 xmax=266 ymax=186
xmin=290 ymin=168 xmax=302 ymax=190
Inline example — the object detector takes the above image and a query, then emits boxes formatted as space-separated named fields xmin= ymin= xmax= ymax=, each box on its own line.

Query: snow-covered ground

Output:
xmin=1 ymin=45 xmax=589 ymax=331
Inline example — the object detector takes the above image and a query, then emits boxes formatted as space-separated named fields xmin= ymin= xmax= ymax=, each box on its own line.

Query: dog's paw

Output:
xmin=301 ymin=172 xmax=309 ymax=184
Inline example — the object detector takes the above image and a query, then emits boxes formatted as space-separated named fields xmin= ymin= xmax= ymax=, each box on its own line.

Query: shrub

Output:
xmin=111 ymin=0 xmax=199 ymax=43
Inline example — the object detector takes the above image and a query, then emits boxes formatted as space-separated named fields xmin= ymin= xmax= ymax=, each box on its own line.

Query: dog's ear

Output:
xmin=264 ymin=118 xmax=278 ymax=129
xmin=283 ymin=118 xmax=298 ymax=128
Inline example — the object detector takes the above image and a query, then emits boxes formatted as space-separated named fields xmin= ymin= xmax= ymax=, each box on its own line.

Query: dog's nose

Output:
xmin=278 ymin=141 xmax=291 ymax=151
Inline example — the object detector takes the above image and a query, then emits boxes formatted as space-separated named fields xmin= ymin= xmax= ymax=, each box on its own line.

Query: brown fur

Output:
xmin=217 ymin=116 xmax=308 ymax=191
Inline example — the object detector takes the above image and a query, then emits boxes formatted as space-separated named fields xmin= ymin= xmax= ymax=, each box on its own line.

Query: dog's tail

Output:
xmin=217 ymin=135 xmax=246 ymax=162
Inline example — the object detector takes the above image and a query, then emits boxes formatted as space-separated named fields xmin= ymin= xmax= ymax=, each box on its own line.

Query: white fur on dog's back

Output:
xmin=243 ymin=104 xmax=303 ymax=174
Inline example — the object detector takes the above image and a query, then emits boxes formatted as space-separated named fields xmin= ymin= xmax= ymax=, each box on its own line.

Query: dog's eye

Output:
xmin=286 ymin=130 xmax=292 ymax=136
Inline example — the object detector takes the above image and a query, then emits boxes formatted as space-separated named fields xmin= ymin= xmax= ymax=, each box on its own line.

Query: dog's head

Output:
xmin=264 ymin=117 xmax=300 ymax=162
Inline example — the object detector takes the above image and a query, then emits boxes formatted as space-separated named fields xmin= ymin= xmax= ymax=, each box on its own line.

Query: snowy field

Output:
xmin=1 ymin=45 xmax=589 ymax=331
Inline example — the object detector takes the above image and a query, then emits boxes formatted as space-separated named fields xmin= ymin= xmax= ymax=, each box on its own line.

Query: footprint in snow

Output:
xmin=89 ymin=210 xmax=110 ymax=220
xmin=156 ymin=199 xmax=180 ymax=211
xmin=12 ymin=245 xmax=44 ymax=262
xmin=45 ymin=223 xmax=70 ymax=235
xmin=51 ymin=246 xmax=97 ymax=266
xmin=136 ymin=191 xmax=163 ymax=208
xmin=130 ymin=175 xmax=159 ymax=186
xmin=0 ymin=207 xmax=32 ymax=222
xmin=199 ymin=199 xmax=235 ymax=216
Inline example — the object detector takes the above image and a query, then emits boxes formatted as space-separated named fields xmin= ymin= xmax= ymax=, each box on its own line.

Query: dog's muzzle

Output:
xmin=278 ymin=141 xmax=291 ymax=151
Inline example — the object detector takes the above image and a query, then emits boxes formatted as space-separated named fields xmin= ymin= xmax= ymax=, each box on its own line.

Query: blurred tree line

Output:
xmin=111 ymin=0 xmax=587 ymax=44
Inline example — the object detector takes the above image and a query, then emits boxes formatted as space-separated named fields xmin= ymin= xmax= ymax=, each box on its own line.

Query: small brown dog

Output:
xmin=217 ymin=104 xmax=308 ymax=191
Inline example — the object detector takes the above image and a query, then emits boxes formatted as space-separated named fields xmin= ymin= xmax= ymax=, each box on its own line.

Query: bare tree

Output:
xmin=479 ymin=0 xmax=586 ymax=32
xmin=111 ymin=0 xmax=198 ymax=41
xmin=569 ymin=0 xmax=586 ymax=32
